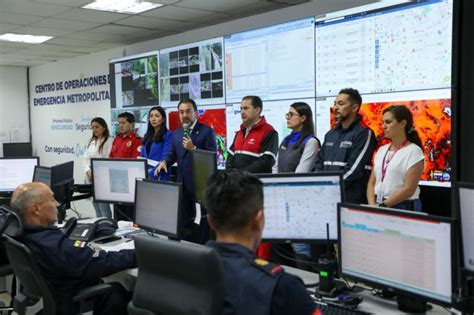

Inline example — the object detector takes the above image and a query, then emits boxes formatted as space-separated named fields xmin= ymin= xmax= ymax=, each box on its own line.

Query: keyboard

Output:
xmin=315 ymin=301 xmax=372 ymax=315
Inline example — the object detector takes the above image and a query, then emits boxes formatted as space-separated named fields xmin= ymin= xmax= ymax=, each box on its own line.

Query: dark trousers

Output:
xmin=93 ymin=282 xmax=130 ymax=315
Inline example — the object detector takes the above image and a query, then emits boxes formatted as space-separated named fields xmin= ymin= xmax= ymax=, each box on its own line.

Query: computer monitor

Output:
xmin=51 ymin=161 xmax=74 ymax=186
xmin=338 ymin=203 xmax=453 ymax=306
xmin=134 ymin=179 xmax=182 ymax=238
xmin=258 ymin=172 xmax=344 ymax=242
xmin=33 ymin=166 xmax=52 ymax=187
xmin=455 ymin=182 xmax=474 ymax=273
xmin=0 ymin=157 xmax=39 ymax=193
xmin=2 ymin=142 xmax=32 ymax=157
xmin=91 ymin=158 xmax=147 ymax=205
xmin=192 ymin=149 xmax=217 ymax=204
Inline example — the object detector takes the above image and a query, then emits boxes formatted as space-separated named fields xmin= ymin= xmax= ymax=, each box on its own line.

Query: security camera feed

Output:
xmin=110 ymin=52 xmax=159 ymax=108
xmin=160 ymin=38 xmax=224 ymax=106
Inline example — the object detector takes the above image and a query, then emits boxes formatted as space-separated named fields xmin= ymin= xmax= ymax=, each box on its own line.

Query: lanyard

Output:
xmin=381 ymin=140 xmax=408 ymax=182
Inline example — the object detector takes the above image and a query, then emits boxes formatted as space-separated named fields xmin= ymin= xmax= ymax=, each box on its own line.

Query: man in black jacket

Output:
xmin=315 ymin=88 xmax=377 ymax=204
xmin=10 ymin=182 xmax=136 ymax=314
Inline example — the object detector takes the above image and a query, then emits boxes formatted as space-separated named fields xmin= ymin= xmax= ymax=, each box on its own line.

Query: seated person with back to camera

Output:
xmin=10 ymin=182 xmax=136 ymax=315
xmin=205 ymin=170 xmax=320 ymax=315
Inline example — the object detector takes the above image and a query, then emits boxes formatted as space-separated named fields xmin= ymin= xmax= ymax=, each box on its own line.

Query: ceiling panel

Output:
xmin=0 ymin=24 xmax=24 ymax=33
xmin=176 ymin=0 xmax=259 ymax=13
xmin=13 ymin=26 xmax=76 ymax=37
xmin=88 ymin=24 xmax=152 ymax=36
xmin=46 ymin=37 xmax=102 ymax=47
xmin=0 ymin=0 xmax=72 ymax=17
xmin=32 ymin=0 xmax=93 ymax=7
xmin=65 ymin=31 xmax=130 ymax=42
xmin=0 ymin=12 xmax=46 ymax=25
xmin=114 ymin=15 xmax=190 ymax=31
xmin=56 ymin=8 xmax=130 ymax=24
xmin=31 ymin=18 xmax=101 ymax=31
xmin=141 ymin=5 xmax=215 ymax=21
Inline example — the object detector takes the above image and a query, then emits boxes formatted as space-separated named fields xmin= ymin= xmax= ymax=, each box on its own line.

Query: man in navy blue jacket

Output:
xmin=10 ymin=182 xmax=136 ymax=315
xmin=157 ymin=98 xmax=216 ymax=241
xmin=315 ymin=88 xmax=377 ymax=204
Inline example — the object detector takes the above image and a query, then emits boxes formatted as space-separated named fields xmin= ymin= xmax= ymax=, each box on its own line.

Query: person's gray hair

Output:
xmin=10 ymin=186 xmax=44 ymax=219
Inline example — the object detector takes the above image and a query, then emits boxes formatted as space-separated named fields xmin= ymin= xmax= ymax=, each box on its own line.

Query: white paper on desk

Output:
xmin=100 ymin=240 xmax=135 ymax=252
xmin=194 ymin=203 xmax=201 ymax=225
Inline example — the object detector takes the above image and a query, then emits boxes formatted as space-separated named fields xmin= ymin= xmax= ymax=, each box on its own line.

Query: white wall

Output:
xmin=0 ymin=65 xmax=30 ymax=156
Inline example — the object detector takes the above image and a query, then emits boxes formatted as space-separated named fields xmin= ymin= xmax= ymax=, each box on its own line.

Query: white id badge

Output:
xmin=376 ymin=188 xmax=383 ymax=204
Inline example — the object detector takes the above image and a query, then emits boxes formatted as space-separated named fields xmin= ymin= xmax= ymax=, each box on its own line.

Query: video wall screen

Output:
xmin=315 ymin=0 xmax=453 ymax=96
xmin=225 ymin=17 xmax=315 ymax=103
xmin=167 ymin=105 xmax=227 ymax=169
xmin=159 ymin=37 xmax=224 ymax=106
xmin=110 ymin=52 xmax=159 ymax=108
xmin=316 ymin=89 xmax=451 ymax=186
xmin=226 ymin=98 xmax=316 ymax=151
xmin=108 ymin=0 xmax=454 ymax=186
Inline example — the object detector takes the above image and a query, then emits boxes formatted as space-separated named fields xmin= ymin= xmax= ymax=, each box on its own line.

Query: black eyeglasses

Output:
xmin=285 ymin=112 xmax=300 ymax=119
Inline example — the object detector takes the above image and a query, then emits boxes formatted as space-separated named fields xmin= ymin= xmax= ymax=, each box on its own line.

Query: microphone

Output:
xmin=183 ymin=123 xmax=190 ymax=138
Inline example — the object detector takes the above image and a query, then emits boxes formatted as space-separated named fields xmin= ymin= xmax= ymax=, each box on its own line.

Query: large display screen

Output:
xmin=225 ymin=17 xmax=315 ymax=103
xmin=110 ymin=52 xmax=159 ymax=108
xmin=316 ymin=89 xmax=451 ymax=186
xmin=167 ymin=105 xmax=227 ymax=169
xmin=159 ymin=37 xmax=224 ymax=106
xmin=315 ymin=0 xmax=453 ymax=96
xmin=226 ymin=98 xmax=316 ymax=151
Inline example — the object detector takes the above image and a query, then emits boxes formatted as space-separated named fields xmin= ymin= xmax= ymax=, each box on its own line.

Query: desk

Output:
xmin=97 ymin=236 xmax=458 ymax=315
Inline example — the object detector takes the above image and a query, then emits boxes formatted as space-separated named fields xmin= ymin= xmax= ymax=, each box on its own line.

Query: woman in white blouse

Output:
xmin=83 ymin=117 xmax=114 ymax=218
xmin=367 ymin=105 xmax=425 ymax=211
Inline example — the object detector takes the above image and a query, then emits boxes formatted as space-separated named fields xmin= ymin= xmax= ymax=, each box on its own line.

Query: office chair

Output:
xmin=128 ymin=235 xmax=225 ymax=315
xmin=0 ymin=205 xmax=113 ymax=315
xmin=0 ymin=205 xmax=17 ymax=314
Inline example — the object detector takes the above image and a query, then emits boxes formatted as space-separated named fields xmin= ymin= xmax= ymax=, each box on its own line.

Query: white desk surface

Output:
xmin=97 ymin=236 xmax=458 ymax=315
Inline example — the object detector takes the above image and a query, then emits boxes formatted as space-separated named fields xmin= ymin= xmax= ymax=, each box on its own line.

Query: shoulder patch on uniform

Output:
xmin=73 ymin=240 xmax=86 ymax=248
xmin=252 ymin=258 xmax=283 ymax=277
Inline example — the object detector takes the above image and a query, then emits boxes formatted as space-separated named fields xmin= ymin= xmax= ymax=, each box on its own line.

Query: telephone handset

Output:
xmin=64 ymin=217 xmax=118 ymax=242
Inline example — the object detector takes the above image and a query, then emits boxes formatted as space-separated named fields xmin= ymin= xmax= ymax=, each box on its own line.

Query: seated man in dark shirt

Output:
xmin=205 ymin=170 xmax=320 ymax=315
xmin=10 ymin=182 xmax=136 ymax=315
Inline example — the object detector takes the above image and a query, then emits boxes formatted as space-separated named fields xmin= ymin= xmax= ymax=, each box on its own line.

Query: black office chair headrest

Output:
xmin=0 ymin=205 xmax=23 ymax=238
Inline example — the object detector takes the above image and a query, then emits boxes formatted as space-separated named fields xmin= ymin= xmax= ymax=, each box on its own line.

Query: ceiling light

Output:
xmin=0 ymin=33 xmax=53 ymax=44
xmin=82 ymin=0 xmax=162 ymax=14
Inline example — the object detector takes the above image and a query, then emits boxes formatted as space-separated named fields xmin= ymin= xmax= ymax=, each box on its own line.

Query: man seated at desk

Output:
xmin=205 ymin=170 xmax=320 ymax=315
xmin=10 ymin=182 xmax=136 ymax=315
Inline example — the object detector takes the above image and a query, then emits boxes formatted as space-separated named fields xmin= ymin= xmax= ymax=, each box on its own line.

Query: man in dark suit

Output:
xmin=157 ymin=98 xmax=216 ymax=242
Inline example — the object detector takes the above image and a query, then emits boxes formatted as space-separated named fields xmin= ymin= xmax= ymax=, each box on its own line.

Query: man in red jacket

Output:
xmin=109 ymin=112 xmax=141 ymax=158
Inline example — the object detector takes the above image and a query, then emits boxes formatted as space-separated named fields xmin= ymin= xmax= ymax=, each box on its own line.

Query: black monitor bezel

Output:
xmin=32 ymin=165 xmax=52 ymax=187
xmin=453 ymin=182 xmax=474 ymax=276
xmin=2 ymin=142 xmax=32 ymax=158
xmin=133 ymin=178 xmax=182 ymax=239
xmin=0 ymin=157 xmax=40 ymax=193
xmin=91 ymin=158 xmax=147 ymax=205
xmin=192 ymin=149 xmax=217 ymax=204
xmin=337 ymin=202 xmax=455 ymax=307
xmin=258 ymin=171 xmax=345 ymax=243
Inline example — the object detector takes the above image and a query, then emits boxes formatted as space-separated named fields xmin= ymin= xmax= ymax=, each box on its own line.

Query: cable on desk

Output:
xmin=272 ymin=244 xmax=320 ymax=272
